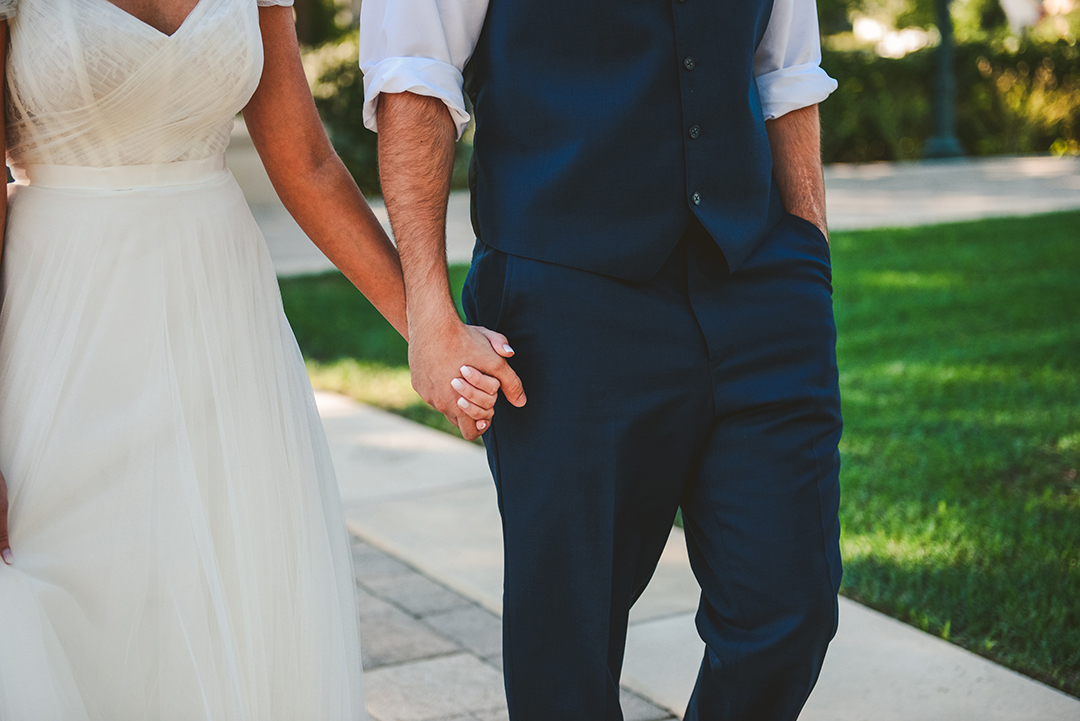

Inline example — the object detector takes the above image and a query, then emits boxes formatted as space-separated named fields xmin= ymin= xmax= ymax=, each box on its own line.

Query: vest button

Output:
xmin=688 ymin=125 xmax=700 ymax=139
xmin=692 ymin=192 xmax=701 ymax=205
xmin=683 ymin=56 xmax=696 ymax=71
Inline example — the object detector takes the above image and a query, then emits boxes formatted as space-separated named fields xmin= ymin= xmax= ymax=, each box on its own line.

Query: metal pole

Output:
xmin=923 ymin=0 xmax=965 ymax=158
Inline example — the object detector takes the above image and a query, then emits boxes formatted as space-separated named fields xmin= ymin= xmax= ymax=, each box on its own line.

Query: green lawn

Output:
xmin=831 ymin=211 xmax=1079 ymax=695
xmin=280 ymin=264 xmax=472 ymax=438
xmin=279 ymin=211 xmax=1080 ymax=697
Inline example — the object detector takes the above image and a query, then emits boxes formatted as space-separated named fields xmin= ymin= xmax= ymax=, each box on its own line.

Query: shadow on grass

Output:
xmin=832 ymin=211 xmax=1080 ymax=698
xmin=842 ymin=548 xmax=1080 ymax=695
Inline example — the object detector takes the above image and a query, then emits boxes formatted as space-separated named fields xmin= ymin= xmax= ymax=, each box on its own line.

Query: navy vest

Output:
xmin=465 ymin=0 xmax=783 ymax=281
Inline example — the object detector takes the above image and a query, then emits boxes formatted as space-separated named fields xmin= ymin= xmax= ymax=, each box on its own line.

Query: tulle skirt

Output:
xmin=0 ymin=159 xmax=366 ymax=720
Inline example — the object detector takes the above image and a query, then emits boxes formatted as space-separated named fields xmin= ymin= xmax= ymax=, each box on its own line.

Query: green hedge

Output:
xmin=821 ymin=40 xmax=1080 ymax=162
xmin=302 ymin=34 xmax=1080 ymax=197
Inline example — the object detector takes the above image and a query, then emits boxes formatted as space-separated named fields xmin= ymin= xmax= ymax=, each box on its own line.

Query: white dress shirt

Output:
xmin=359 ymin=0 xmax=838 ymax=139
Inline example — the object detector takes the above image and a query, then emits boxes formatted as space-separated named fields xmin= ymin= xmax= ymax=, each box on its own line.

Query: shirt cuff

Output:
xmin=362 ymin=57 xmax=471 ymax=139
xmin=755 ymin=63 xmax=838 ymax=121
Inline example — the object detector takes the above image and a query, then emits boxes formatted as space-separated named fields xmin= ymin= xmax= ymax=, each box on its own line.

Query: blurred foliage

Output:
xmin=948 ymin=0 xmax=1011 ymax=41
xmin=292 ymin=0 xmax=355 ymax=46
xmin=819 ymin=0 xmax=859 ymax=34
xmin=821 ymin=0 xmax=1021 ymax=40
xmin=821 ymin=40 xmax=1080 ymax=161
xmin=301 ymin=7 xmax=1079 ymax=193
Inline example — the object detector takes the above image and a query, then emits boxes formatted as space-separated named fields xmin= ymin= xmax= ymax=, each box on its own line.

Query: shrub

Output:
xmin=821 ymin=40 xmax=1080 ymax=162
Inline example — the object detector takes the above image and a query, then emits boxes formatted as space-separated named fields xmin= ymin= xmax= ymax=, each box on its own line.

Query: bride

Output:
xmin=0 ymin=1 xmax=520 ymax=718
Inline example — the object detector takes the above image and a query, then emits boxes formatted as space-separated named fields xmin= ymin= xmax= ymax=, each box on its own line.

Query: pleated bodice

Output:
xmin=5 ymin=0 xmax=262 ymax=170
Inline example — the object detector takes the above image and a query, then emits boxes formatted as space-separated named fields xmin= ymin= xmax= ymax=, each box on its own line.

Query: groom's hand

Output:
xmin=376 ymin=91 xmax=521 ymax=440
xmin=410 ymin=314 xmax=526 ymax=441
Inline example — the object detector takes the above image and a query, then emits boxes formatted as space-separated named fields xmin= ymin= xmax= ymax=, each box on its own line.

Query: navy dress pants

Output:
xmin=462 ymin=213 xmax=843 ymax=721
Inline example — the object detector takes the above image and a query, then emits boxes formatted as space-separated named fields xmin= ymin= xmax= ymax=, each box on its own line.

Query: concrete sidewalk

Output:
xmin=227 ymin=125 xmax=1080 ymax=718
xmin=323 ymin=393 xmax=1080 ymax=721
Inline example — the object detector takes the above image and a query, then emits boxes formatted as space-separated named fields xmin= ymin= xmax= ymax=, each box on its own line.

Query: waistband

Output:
xmin=10 ymin=155 xmax=228 ymax=190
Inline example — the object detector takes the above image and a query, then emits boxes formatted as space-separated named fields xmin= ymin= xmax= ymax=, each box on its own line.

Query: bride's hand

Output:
xmin=1 ymin=470 xmax=12 ymax=565
xmin=451 ymin=327 xmax=517 ymax=434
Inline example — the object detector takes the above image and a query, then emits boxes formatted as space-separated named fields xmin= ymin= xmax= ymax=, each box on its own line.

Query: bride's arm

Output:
xmin=243 ymin=8 xmax=408 ymax=338
xmin=1 ymin=19 xmax=7 ymax=274
xmin=1 ymin=19 xmax=11 ymax=567
xmin=243 ymin=8 xmax=510 ymax=438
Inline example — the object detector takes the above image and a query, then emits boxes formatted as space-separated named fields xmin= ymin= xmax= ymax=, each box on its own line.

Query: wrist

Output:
xmin=407 ymin=299 xmax=462 ymax=340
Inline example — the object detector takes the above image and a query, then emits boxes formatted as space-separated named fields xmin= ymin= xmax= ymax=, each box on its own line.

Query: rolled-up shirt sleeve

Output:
xmin=754 ymin=0 xmax=838 ymax=120
xmin=359 ymin=0 xmax=489 ymax=138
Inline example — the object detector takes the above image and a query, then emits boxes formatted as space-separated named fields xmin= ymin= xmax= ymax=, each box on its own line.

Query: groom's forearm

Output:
xmin=765 ymin=103 xmax=828 ymax=239
xmin=377 ymin=92 xmax=459 ymax=325
xmin=376 ymin=92 xmax=527 ymax=440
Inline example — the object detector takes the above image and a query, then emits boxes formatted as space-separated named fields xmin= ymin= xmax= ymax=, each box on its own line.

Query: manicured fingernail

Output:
xmin=457 ymin=397 xmax=470 ymax=409
xmin=503 ymin=344 xmax=514 ymax=354
xmin=451 ymin=378 xmax=465 ymax=391
xmin=460 ymin=366 xmax=473 ymax=377
xmin=2 ymin=548 xmax=12 ymax=565
xmin=477 ymin=421 xmax=488 ymax=431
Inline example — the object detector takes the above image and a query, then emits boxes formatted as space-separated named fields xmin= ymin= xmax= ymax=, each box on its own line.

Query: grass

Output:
xmin=279 ymin=264 xmax=472 ymax=438
xmin=830 ymin=211 xmax=1079 ymax=695
xmin=279 ymin=210 xmax=1080 ymax=697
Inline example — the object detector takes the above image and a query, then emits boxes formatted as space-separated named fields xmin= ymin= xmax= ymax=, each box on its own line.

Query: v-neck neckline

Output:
xmin=95 ymin=0 xmax=209 ymax=39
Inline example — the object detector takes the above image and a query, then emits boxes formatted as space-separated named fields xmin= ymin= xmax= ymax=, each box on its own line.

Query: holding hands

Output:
xmin=417 ymin=317 xmax=526 ymax=441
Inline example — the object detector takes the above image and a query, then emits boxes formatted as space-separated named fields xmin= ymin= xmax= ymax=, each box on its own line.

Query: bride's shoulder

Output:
xmin=0 ymin=0 xmax=16 ymax=21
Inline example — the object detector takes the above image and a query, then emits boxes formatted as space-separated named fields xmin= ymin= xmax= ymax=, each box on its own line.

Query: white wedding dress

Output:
xmin=0 ymin=0 xmax=366 ymax=718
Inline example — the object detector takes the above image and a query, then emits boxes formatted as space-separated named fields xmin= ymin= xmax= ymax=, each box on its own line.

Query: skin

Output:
xmin=377 ymin=92 xmax=527 ymax=443
xmin=0 ymin=6 xmax=507 ymax=564
xmin=1 ymin=23 xmax=8 ymax=566
xmin=376 ymin=93 xmax=828 ymax=452
xmin=95 ymin=0 xmax=202 ymax=35
xmin=766 ymin=103 xmax=830 ymax=240
xmin=245 ymin=8 xmax=515 ymax=435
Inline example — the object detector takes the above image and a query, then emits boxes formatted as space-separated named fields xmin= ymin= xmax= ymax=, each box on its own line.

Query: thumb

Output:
xmin=493 ymin=362 xmax=527 ymax=408
xmin=475 ymin=326 xmax=515 ymax=359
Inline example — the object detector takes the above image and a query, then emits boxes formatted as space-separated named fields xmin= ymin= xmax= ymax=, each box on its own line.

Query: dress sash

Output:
xmin=10 ymin=155 xmax=229 ymax=190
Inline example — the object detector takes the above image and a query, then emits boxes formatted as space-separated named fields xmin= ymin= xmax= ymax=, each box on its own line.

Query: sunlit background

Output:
xmin=273 ymin=0 xmax=1080 ymax=700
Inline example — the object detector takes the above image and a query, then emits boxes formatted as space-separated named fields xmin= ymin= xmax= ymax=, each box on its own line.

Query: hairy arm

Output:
xmin=377 ymin=92 xmax=525 ymax=441
xmin=377 ymin=93 xmax=456 ymax=340
xmin=243 ymin=7 xmax=409 ymax=336
xmin=765 ymin=103 xmax=828 ymax=240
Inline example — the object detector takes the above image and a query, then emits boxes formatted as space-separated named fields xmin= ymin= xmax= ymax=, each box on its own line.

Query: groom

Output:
xmin=360 ymin=1 xmax=843 ymax=718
